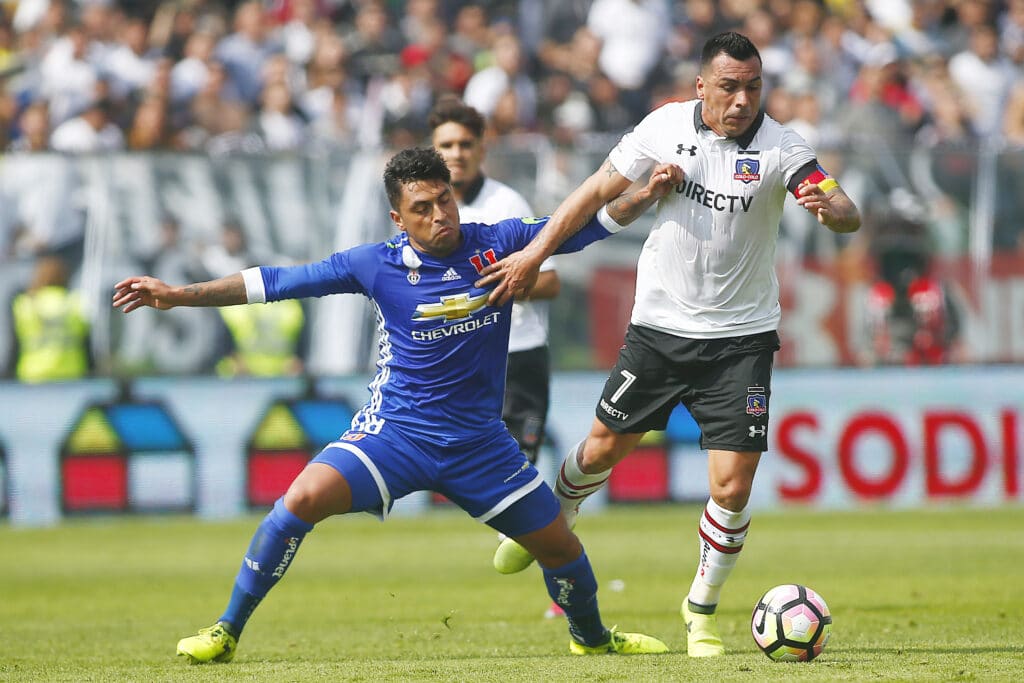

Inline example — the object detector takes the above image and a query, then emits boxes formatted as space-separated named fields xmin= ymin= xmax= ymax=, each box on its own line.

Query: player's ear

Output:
xmin=389 ymin=209 xmax=405 ymax=232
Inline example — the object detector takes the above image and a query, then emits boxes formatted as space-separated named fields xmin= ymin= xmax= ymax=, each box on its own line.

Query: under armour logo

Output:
xmin=677 ymin=144 xmax=697 ymax=156
xmin=749 ymin=425 xmax=766 ymax=438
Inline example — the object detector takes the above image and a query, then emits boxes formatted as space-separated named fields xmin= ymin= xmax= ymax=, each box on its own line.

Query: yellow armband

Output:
xmin=817 ymin=178 xmax=839 ymax=193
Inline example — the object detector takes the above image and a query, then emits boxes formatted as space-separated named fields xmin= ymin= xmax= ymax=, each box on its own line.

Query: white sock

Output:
xmin=553 ymin=440 xmax=610 ymax=528
xmin=687 ymin=498 xmax=750 ymax=610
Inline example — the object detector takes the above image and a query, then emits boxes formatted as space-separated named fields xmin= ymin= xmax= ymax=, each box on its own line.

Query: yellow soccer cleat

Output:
xmin=493 ymin=536 xmax=536 ymax=574
xmin=176 ymin=622 xmax=238 ymax=664
xmin=682 ymin=601 xmax=725 ymax=657
xmin=569 ymin=626 xmax=669 ymax=655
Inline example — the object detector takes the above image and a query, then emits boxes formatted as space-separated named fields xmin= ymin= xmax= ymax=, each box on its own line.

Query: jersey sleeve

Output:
xmin=608 ymin=104 xmax=672 ymax=181
xmin=256 ymin=247 xmax=372 ymax=302
xmin=779 ymin=127 xmax=827 ymax=198
xmin=486 ymin=214 xmax=615 ymax=257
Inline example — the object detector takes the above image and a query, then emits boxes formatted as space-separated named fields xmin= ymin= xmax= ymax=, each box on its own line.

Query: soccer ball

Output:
xmin=751 ymin=584 xmax=832 ymax=662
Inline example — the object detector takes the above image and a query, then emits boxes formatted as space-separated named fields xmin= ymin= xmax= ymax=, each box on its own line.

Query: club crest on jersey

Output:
xmin=469 ymin=248 xmax=497 ymax=275
xmin=407 ymin=269 xmax=420 ymax=285
xmin=734 ymin=158 xmax=761 ymax=184
xmin=745 ymin=387 xmax=767 ymax=417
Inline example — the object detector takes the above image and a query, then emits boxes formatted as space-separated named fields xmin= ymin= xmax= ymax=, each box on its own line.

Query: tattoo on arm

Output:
xmin=603 ymin=160 xmax=617 ymax=178
xmin=607 ymin=191 xmax=657 ymax=225
xmin=181 ymin=275 xmax=247 ymax=306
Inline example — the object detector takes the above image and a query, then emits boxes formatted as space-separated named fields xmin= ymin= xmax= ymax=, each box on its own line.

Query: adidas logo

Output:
xmin=441 ymin=267 xmax=462 ymax=282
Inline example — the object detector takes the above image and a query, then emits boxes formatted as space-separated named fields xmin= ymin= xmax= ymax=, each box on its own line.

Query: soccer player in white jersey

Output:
xmin=429 ymin=98 xmax=566 ymax=619
xmin=479 ymin=32 xmax=861 ymax=657
xmin=112 ymin=147 xmax=681 ymax=663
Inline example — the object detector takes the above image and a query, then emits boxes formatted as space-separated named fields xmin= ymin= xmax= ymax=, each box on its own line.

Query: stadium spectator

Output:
xmin=480 ymin=31 xmax=860 ymax=658
xmin=586 ymin=0 xmax=671 ymax=120
xmin=253 ymin=80 xmax=307 ymax=151
xmin=170 ymin=29 xmax=218 ymax=105
xmin=8 ymin=100 xmax=50 ymax=152
xmin=948 ymin=24 xmax=1018 ymax=137
xmin=50 ymin=97 xmax=125 ymax=152
xmin=103 ymin=15 xmax=158 ymax=101
xmin=215 ymin=0 xmax=282 ymax=106
xmin=127 ymin=95 xmax=175 ymax=150
xmin=112 ymin=145 xmax=677 ymax=663
xmin=463 ymin=30 xmax=537 ymax=129
xmin=38 ymin=22 xmax=99 ymax=126
xmin=343 ymin=0 xmax=404 ymax=87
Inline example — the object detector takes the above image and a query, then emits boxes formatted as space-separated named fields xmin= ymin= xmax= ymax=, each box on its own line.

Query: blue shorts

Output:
xmin=311 ymin=423 xmax=559 ymax=538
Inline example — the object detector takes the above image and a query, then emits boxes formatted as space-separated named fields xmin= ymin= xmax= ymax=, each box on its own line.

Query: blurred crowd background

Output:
xmin=0 ymin=0 xmax=1022 ymax=154
xmin=1 ymin=0 xmax=1024 ymax=380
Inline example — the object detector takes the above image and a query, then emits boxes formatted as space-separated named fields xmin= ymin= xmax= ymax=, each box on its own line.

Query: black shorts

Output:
xmin=596 ymin=325 xmax=780 ymax=452
xmin=503 ymin=345 xmax=550 ymax=463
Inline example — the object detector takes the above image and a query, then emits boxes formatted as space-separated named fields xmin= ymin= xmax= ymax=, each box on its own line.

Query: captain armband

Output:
xmin=790 ymin=162 xmax=839 ymax=198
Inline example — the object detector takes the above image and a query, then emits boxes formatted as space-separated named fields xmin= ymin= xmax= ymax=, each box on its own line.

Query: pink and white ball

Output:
xmin=751 ymin=584 xmax=832 ymax=662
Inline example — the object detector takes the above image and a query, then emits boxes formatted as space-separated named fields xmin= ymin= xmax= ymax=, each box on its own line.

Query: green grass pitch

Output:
xmin=2 ymin=505 xmax=1022 ymax=681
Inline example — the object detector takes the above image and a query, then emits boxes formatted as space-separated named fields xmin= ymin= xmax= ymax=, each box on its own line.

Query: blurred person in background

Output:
xmin=429 ymin=96 xmax=563 ymax=617
xmin=9 ymin=254 xmax=90 ymax=382
xmin=215 ymin=0 xmax=282 ymax=106
xmin=216 ymin=297 xmax=306 ymax=377
xmin=50 ymin=96 xmax=125 ymax=152
xmin=585 ymin=0 xmax=670 ymax=120
xmin=463 ymin=29 xmax=537 ymax=130
xmin=947 ymin=23 xmax=1017 ymax=137
xmin=253 ymin=80 xmax=307 ymax=151
xmin=861 ymin=191 xmax=962 ymax=366
xmin=479 ymin=31 xmax=860 ymax=658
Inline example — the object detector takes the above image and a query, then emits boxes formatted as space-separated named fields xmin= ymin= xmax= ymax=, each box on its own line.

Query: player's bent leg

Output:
xmin=178 ymin=464 xmax=355 ymax=663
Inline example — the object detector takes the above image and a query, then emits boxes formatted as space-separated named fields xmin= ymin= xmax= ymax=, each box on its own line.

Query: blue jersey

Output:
xmin=257 ymin=215 xmax=614 ymax=447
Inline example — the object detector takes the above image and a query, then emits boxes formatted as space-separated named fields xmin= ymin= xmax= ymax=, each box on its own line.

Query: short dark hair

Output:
xmin=383 ymin=147 xmax=451 ymax=210
xmin=700 ymin=31 xmax=762 ymax=69
xmin=427 ymin=95 xmax=486 ymax=139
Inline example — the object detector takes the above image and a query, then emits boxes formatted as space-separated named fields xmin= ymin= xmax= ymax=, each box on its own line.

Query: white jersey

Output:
xmin=458 ymin=176 xmax=555 ymax=353
xmin=609 ymin=99 xmax=817 ymax=339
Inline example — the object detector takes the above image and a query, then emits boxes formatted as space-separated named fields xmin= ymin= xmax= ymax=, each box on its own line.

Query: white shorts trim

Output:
xmin=474 ymin=470 xmax=545 ymax=524
xmin=327 ymin=441 xmax=393 ymax=520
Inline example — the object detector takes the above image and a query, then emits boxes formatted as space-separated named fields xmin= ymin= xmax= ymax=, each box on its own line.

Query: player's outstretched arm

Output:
xmin=477 ymin=157 xmax=634 ymax=306
xmin=797 ymin=182 xmax=861 ymax=234
xmin=112 ymin=273 xmax=247 ymax=313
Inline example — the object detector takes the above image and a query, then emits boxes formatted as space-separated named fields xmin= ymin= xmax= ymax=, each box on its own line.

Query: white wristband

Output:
xmin=241 ymin=267 xmax=266 ymax=303
xmin=597 ymin=206 xmax=628 ymax=233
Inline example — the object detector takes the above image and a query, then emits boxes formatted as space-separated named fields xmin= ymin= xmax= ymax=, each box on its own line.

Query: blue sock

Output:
xmin=541 ymin=551 xmax=608 ymax=647
xmin=218 ymin=498 xmax=314 ymax=637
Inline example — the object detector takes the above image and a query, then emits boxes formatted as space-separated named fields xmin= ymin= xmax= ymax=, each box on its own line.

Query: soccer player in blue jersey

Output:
xmin=112 ymin=147 xmax=682 ymax=663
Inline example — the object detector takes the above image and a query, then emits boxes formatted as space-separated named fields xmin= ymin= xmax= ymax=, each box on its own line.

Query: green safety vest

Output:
xmin=217 ymin=299 xmax=304 ymax=377
xmin=12 ymin=286 xmax=89 ymax=383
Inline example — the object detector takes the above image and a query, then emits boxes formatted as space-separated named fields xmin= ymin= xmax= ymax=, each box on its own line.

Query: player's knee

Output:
xmin=580 ymin=439 xmax=625 ymax=473
xmin=284 ymin=466 xmax=351 ymax=523
xmin=711 ymin=482 xmax=752 ymax=512
xmin=535 ymin=531 xmax=583 ymax=569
